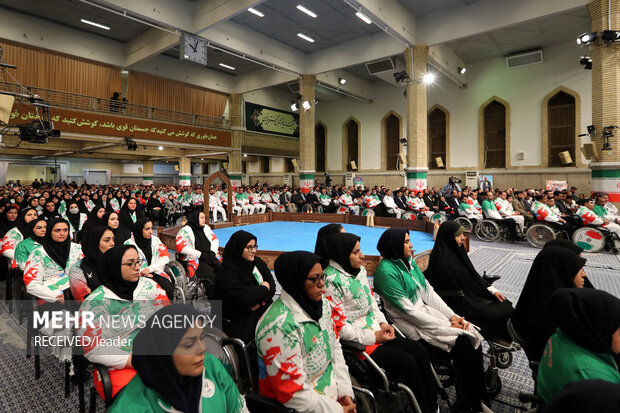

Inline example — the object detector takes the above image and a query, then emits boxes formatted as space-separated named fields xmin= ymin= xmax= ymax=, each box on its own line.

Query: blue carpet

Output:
xmin=214 ymin=221 xmax=435 ymax=255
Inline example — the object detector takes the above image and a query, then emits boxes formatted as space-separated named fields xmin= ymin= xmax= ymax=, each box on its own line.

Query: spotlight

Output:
xmin=585 ymin=61 xmax=592 ymax=70
xmin=601 ymin=30 xmax=620 ymax=42
xmin=422 ymin=72 xmax=436 ymax=84
xmin=158 ymin=146 xmax=163 ymax=150
xmin=579 ymin=56 xmax=592 ymax=70
xmin=577 ymin=32 xmax=598 ymax=45
xmin=457 ymin=66 xmax=467 ymax=74
xmin=393 ymin=70 xmax=409 ymax=83
xmin=587 ymin=125 xmax=596 ymax=135
xmin=243 ymin=153 xmax=248 ymax=158
xmin=290 ymin=101 xmax=299 ymax=111
xmin=125 ymin=137 xmax=137 ymax=151
xmin=338 ymin=77 xmax=346 ymax=85
xmin=301 ymin=100 xmax=311 ymax=110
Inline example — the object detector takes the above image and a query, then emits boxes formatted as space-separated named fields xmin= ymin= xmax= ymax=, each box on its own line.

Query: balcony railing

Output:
xmin=0 ymin=81 xmax=230 ymax=130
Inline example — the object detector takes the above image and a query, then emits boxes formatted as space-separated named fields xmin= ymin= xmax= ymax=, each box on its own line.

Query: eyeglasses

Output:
xmin=122 ymin=258 xmax=145 ymax=269
xmin=245 ymin=244 xmax=258 ymax=251
xmin=306 ymin=274 xmax=325 ymax=285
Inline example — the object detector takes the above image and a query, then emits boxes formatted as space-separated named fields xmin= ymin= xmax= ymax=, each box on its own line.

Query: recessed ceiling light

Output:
xmin=158 ymin=146 xmax=163 ymax=150
xmin=248 ymin=8 xmax=264 ymax=17
xmin=338 ymin=77 xmax=346 ymax=85
xmin=80 ymin=18 xmax=110 ymax=30
xmin=297 ymin=32 xmax=315 ymax=43
xmin=219 ymin=63 xmax=236 ymax=70
xmin=121 ymin=69 xmax=129 ymax=74
xmin=355 ymin=12 xmax=372 ymax=25
xmin=296 ymin=5 xmax=317 ymax=18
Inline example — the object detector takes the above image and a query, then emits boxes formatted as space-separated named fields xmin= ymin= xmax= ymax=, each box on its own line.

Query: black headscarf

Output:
xmin=314 ymin=223 xmax=343 ymax=258
xmin=42 ymin=201 xmax=60 ymax=221
xmin=80 ymin=226 xmax=111 ymax=291
xmin=132 ymin=218 xmax=153 ymax=265
xmin=27 ymin=217 xmax=46 ymax=244
xmin=0 ymin=205 xmax=19 ymax=237
xmin=512 ymin=246 xmax=589 ymax=361
xmin=66 ymin=201 xmax=81 ymax=231
xmin=323 ymin=232 xmax=361 ymax=276
xmin=118 ymin=198 xmax=142 ymax=230
xmin=185 ymin=210 xmax=211 ymax=255
xmin=550 ymin=288 xmax=620 ymax=354
xmin=80 ymin=206 xmax=106 ymax=236
xmin=146 ymin=193 xmax=162 ymax=209
xmin=274 ymin=251 xmax=325 ymax=321
xmin=42 ymin=218 xmax=72 ymax=269
xmin=98 ymin=245 xmax=139 ymax=301
xmin=377 ymin=228 xmax=410 ymax=267
xmin=15 ymin=207 xmax=36 ymax=239
xmin=102 ymin=212 xmax=131 ymax=244
xmin=543 ymin=239 xmax=594 ymax=289
xmin=425 ymin=221 xmax=494 ymax=303
xmin=540 ymin=380 xmax=620 ymax=413
xmin=222 ymin=230 xmax=256 ymax=273
xmin=132 ymin=304 xmax=203 ymax=413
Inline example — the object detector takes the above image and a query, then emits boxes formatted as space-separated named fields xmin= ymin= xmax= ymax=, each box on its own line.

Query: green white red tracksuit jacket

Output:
xmin=124 ymin=234 xmax=171 ymax=280
xmin=532 ymin=201 xmax=561 ymax=222
xmin=1 ymin=227 xmax=25 ymax=268
xmin=576 ymin=206 xmax=604 ymax=226
xmin=175 ymin=225 xmax=221 ymax=278
xmin=255 ymin=290 xmax=354 ymax=412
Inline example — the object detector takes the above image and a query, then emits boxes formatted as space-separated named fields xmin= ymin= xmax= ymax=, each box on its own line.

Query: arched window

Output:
xmin=547 ymin=91 xmax=576 ymax=167
xmin=428 ymin=108 xmax=447 ymax=169
xmin=342 ymin=118 xmax=360 ymax=171
xmin=483 ymin=100 xmax=507 ymax=168
xmin=383 ymin=114 xmax=401 ymax=170
xmin=315 ymin=123 xmax=326 ymax=172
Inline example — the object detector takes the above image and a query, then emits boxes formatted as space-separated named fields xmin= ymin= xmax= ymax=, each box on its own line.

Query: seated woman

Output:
xmin=1 ymin=207 xmax=39 ymax=269
xmin=109 ymin=303 xmax=248 ymax=412
xmin=255 ymin=251 xmax=356 ymax=413
xmin=15 ymin=217 xmax=46 ymax=271
xmin=175 ymin=211 xmax=221 ymax=298
xmin=24 ymin=218 xmax=83 ymax=306
xmin=65 ymin=200 xmax=88 ymax=240
xmin=373 ymin=228 xmax=489 ymax=413
xmin=145 ymin=191 xmax=166 ymax=227
xmin=537 ymin=289 xmax=620 ymax=401
xmin=424 ymin=221 xmax=514 ymax=342
xmin=102 ymin=211 xmax=131 ymax=244
xmin=320 ymin=232 xmax=438 ymax=413
xmin=0 ymin=204 xmax=19 ymax=238
xmin=68 ymin=226 xmax=115 ymax=302
xmin=313 ymin=223 xmax=344 ymax=258
xmin=512 ymin=246 xmax=589 ymax=362
xmin=79 ymin=205 xmax=106 ymax=237
xmin=214 ymin=230 xmax=275 ymax=344
xmin=125 ymin=218 xmax=173 ymax=299
xmin=78 ymin=245 xmax=169 ymax=398
xmin=118 ymin=197 xmax=144 ymax=230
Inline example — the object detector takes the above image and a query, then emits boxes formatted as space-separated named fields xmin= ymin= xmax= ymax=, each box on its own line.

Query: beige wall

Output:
xmin=6 ymin=165 xmax=47 ymax=183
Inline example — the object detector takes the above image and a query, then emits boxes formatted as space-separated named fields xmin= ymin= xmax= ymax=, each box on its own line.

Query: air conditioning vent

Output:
xmin=287 ymin=82 xmax=299 ymax=93
xmin=506 ymin=49 xmax=543 ymax=69
xmin=366 ymin=58 xmax=395 ymax=75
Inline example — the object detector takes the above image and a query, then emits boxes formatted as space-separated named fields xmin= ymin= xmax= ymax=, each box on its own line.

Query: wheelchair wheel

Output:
xmin=484 ymin=368 xmax=502 ymax=398
xmin=429 ymin=213 xmax=446 ymax=224
xmin=402 ymin=212 xmax=415 ymax=220
xmin=362 ymin=208 xmax=375 ymax=217
xmin=276 ymin=205 xmax=286 ymax=212
xmin=301 ymin=204 xmax=313 ymax=213
xmin=316 ymin=205 xmax=324 ymax=213
xmin=350 ymin=376 xmax=377 ymax=413
xmin=525 ymin=223 xmax=556 ymax=248
xmin=454 ymin=217 xmax=473 ymax=232
xmin=477 ymin=220 xmax=500 ymax=242
xmin=164 ymin=261 xmax=187 ymax=302
xmin=496 ymin=351 xmax=513 ymax=369
xmin=572 ymin=227 xmax=605 ymax=252
xmin=337 ymin=207 xmax=348 ymax=215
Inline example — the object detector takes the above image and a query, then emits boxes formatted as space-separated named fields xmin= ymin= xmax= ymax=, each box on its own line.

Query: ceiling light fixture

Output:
xmin=297 ymin=32 xmax=315 ymax=43
xmin=576 ymin=32 xmax=598 ymax=45
xmin=296 ymin=5 xmax=317 ymax=18
xmin=457 ymin=66 xmax=467 ymax=74
xmin=355 ymin=11 xmax=372 ymax=25
xmin=422 ymin=72 xmax=436 ymax=84
xmin=80 ymin=18 xmax=110 ymax=30
xmin=158 ymin=146 xmax=163 ymax=150
xmin=243 ymin=153 xmax=248 ymax=158
xmin=291 ymin=102 xmax=299 ymax=112
xmin=301 ymin=100 xmax=312 ymax=110
xmin=579 ymin=55 xmax=592 ymax=70
xmin=218 ymin=63 xmax=236 ymax=70
xmin=601 ymin=30 xmax=620 ymax=42
xmin=121 ymin=69 xmax=129 ymax=74
xmin=338 ymin=77 xmax=346 ymax=85
xmin=247 ymin=8 xmax=264 ymax=17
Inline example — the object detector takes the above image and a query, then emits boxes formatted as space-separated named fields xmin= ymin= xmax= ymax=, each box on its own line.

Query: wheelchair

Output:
xmin=167 ymin=256 xmax=211 ymax=302
xmin=429 ymin=212 xmax=447 ymax=225
xmin=572 ymin=225 xmax=620 ymax=253
xmin=507 ymin=319 xmax=543 ymax=410
xmin=525 ymin=222 xmax=569 ymax=248
xmin=454 ymin=216 xmax=481 ymax=233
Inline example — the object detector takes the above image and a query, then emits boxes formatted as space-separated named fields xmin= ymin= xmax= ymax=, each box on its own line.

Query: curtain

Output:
xmin=127 ymin=71 xmax=227 ymax=118
xmin=0 ymin=39 xmax=121 ymax=98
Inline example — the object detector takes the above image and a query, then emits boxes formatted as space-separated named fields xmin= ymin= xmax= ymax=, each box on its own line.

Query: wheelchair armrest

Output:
xmin=91 ymin=362 xmax=113 ymax=406
xmin=436 ymin=290 xmax=464 ymax=298
xmin=245 ymin=392 xmax=295 ymax=413
xmin=340 ymin=340 xmax=367 ymax=353
xmin=518 ymin=392 xmax=543 ymax=405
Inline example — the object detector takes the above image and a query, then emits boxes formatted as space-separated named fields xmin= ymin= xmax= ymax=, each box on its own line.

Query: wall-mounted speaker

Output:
xmin=174 ymin=165 xmax=180 ymax=172
xmin=291 ymin=159 xmax=298 ymax=168
xmin=435 ymin=157 xmax=444 ymax=168
xmin=580 ymin=142 xmax=598 ymax=160
xmin=350 ymin=160 xmax=357 ymax=171
xmin=222 ymin=162 xmax=229 ymax=170
xmin=558 ymin=151 xmax=573 ymax=165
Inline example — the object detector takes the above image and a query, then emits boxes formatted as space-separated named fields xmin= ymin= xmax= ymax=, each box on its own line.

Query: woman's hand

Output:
xmin=140 ymin=268 xmax=150 ymax=276
xmin=494 ymin=291 xmax=506 ymax=302
xmin=56 ymin=294 xmax=65 ymax=304
xmin=261 ymin=281 xmax=271 ymax=291
xmin=247 ymin=303 xmax=261 ymax=311
xmin=450 ymin=315 xmax=470 ymax=330
xmin=375 ymin=324 xmax=395 ymax=344
xmin=125 ymin=355 xmax=133 ymax=368
xmin=338 ymin=396 xmax=356 ymax=413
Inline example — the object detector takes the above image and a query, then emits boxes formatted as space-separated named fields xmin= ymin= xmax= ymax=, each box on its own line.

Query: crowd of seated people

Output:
xmin=1 ymin=178 xmax=620 ymax=412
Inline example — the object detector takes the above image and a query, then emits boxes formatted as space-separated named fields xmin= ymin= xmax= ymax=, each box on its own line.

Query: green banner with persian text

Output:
xmin=245 ymin=102 xmax=299 ymax=138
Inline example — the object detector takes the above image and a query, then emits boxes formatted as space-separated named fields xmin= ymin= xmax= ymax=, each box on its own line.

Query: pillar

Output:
xmin=299 ymin=74 xmax=316 ymax=193
xmin=142 ymin=160 xmax=153 ymax=185
xmin=228 ymin=94 xmax=243 ymax=189
xmin=589 ymin=0 xmax=620 ymax=202
xmin=404 ymin=46 xmax=429 ymax=193
xmin=179 ymin=156 xmax=191 ymax=186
